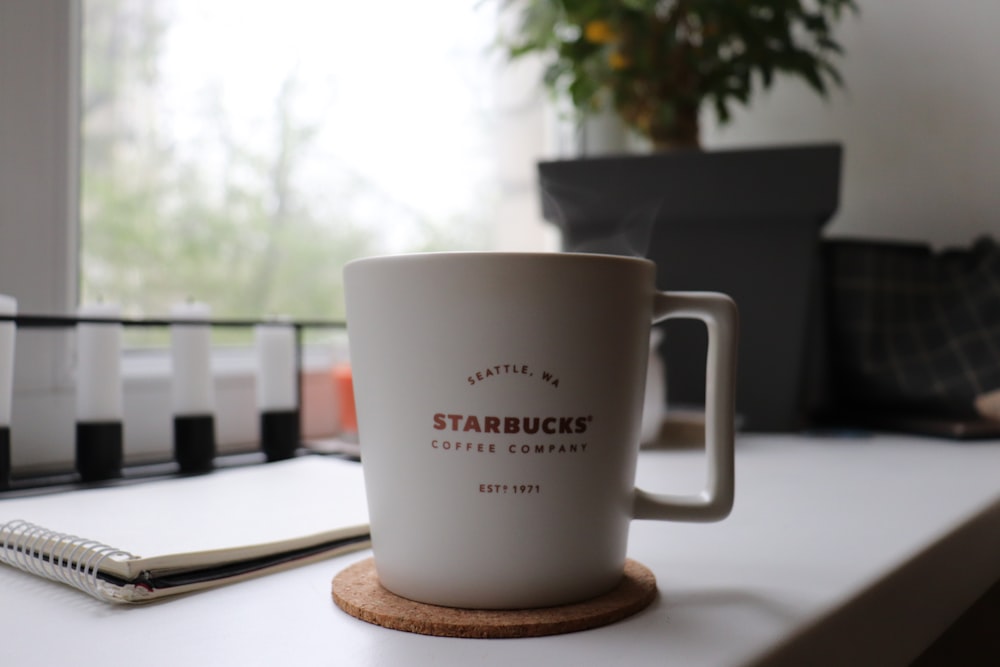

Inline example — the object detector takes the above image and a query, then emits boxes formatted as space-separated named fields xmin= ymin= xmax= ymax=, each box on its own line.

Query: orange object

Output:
xmin=332 ymin=363 xmax=357 ymax=434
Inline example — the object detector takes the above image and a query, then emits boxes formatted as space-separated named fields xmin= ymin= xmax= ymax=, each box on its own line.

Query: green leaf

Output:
xmin=494 ymin=0 xmax=855 ymax=142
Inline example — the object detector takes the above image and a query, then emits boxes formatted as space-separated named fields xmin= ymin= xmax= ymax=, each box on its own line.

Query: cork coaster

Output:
xmin=331 ymin=558 xmax=657 ymax=639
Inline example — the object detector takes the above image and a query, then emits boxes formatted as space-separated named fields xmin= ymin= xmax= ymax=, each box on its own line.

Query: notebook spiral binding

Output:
xmin=0 ymin=519 xmax=135 ymax=600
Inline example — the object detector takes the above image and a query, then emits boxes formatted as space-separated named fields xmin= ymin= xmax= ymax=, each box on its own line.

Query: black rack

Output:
xmin=0 ymin=313 xmax=346 ymax=496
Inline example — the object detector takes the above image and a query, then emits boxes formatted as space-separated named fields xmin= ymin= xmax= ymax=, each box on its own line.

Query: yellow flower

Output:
xmin=609 ymin=51 xmax=631 ymax=70
xmin=583 ymin=20 xmax=615 ymax=44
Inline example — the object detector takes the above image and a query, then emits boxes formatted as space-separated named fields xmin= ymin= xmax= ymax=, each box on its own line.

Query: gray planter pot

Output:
xmin=538 ymin=143 xmax=843 ymax=431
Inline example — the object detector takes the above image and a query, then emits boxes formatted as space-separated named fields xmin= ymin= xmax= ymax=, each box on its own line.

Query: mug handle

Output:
xmin=633 ymin=291 xmax=739 ymax=522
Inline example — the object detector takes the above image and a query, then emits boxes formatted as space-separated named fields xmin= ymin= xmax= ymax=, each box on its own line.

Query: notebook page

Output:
xmin=0 ymin=456 xmax=369 ymax=572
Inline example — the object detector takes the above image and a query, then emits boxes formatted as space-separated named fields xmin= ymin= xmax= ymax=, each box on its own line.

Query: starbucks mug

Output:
xmin=344 ymin=252 xmax=738 ymax=609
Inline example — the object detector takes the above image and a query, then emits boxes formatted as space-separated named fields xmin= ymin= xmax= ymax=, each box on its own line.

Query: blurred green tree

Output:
xmin=79 ymin=0 xmax=490 ymax=344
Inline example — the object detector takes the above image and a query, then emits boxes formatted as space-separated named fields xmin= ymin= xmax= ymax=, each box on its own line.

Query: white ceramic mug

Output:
xmin=344 ymin=252 xmax=738 ymax=609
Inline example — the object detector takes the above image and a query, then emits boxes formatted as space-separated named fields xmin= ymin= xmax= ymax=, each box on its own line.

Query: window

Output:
xmin=80 ymin=0 xmax=551 ymax=325
xmin=1 ymin=0 xmax=556 ymax=470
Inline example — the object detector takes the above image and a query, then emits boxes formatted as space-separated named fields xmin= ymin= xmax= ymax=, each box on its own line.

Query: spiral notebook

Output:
xmin=0 ymin=456 xmax=370 ymax=603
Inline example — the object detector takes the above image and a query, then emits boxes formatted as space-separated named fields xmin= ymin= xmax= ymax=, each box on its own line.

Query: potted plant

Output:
xmin=500 ymin=0 xmax=859 ymax=432
xmin=501 ymin=0 xmax=857 ymax=150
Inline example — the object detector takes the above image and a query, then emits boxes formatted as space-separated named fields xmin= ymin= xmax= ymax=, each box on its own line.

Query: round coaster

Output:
xmin=331 ymin=558 xmax=657 ymax=639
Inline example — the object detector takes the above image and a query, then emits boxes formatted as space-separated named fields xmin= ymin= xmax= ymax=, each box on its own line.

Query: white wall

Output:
xmin=703 ymin=1 xmax=1000 ymax=249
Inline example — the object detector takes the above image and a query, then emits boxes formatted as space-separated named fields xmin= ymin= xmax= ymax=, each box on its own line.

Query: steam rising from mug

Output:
xmin=540 ymin=182 xmax=661 ymax=257
xmin=537 ymin=157 xmax=673 ymax=257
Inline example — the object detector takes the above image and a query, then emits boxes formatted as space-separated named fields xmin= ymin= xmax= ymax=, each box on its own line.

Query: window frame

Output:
xmin=0 ymin=1 xmax=82 ymax=470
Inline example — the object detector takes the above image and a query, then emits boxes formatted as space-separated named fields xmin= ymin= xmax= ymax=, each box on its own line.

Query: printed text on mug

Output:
xmin=467 ymin=363 xmax=560 ymax=388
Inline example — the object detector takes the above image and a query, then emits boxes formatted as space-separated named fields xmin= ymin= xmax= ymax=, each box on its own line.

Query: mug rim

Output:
xmin=345 ymin=250 xmax=656 ymax=271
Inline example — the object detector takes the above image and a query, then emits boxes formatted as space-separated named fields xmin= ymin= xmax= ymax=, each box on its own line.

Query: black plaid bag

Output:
xmin=825 ymin=236 xmax=1000 ymax=419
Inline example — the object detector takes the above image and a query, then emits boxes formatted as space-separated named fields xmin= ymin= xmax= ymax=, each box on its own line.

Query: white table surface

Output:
xmin=2 ymin=433 xmax=999 ymax=667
